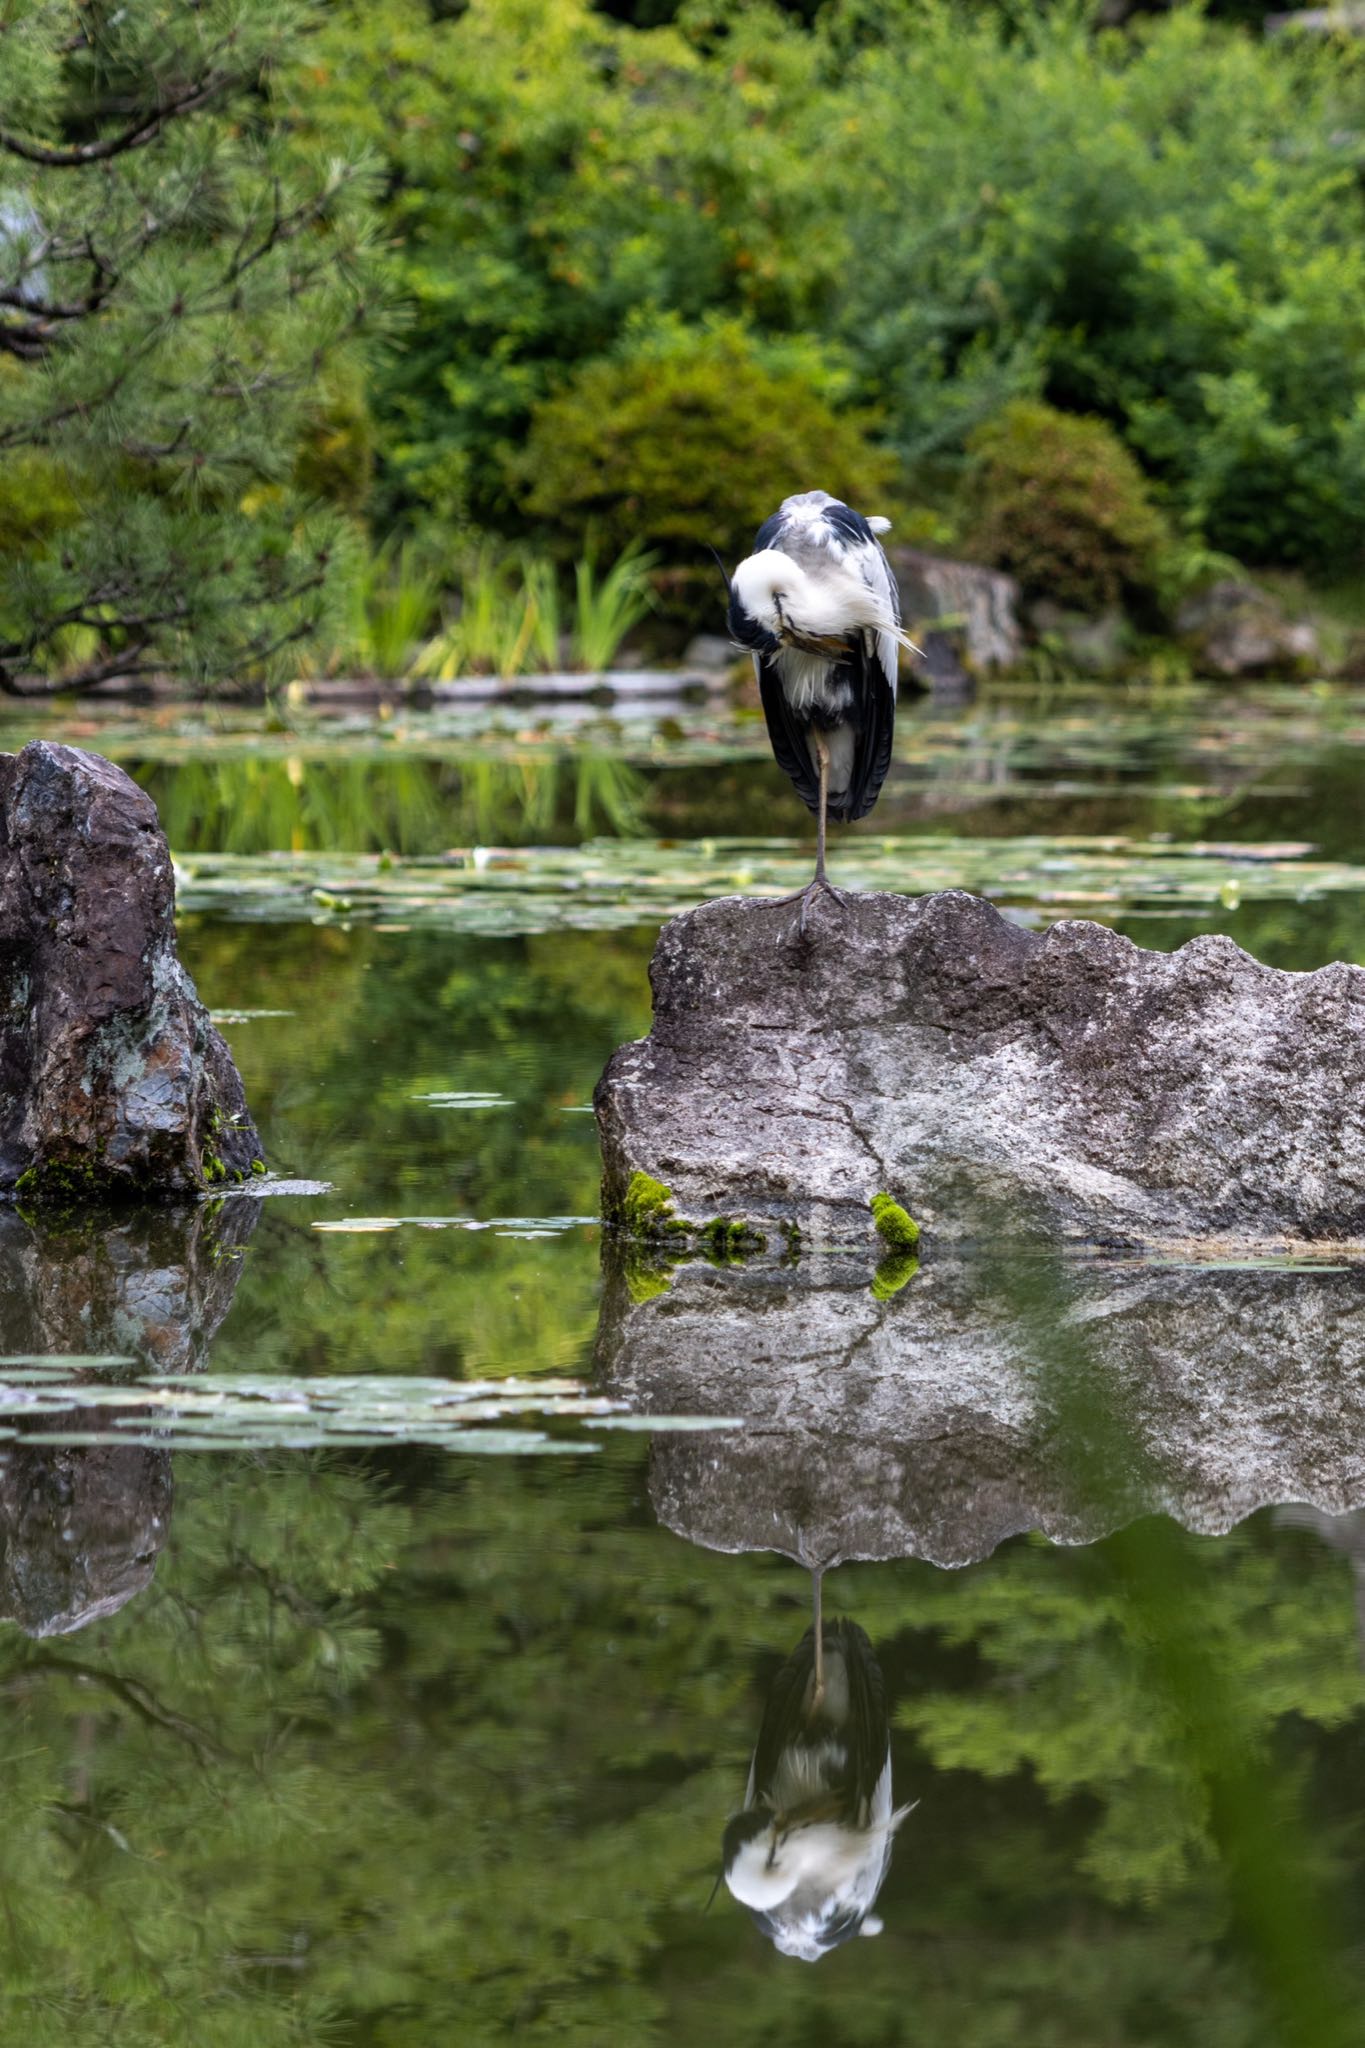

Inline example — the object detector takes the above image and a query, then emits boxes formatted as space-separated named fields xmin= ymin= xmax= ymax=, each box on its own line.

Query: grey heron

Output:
xmin=725 ymin=491 xmax=911 ymax=934
xmin=720 ymin=1574 xmax=914 ymax=1960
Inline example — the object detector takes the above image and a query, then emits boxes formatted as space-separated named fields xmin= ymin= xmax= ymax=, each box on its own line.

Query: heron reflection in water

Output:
xmin=720 ymin=1571 xmax=913 ymax=1960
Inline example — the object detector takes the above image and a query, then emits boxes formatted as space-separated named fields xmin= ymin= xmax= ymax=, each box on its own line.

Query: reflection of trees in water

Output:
xmin=3 ymin=1443 xmax=1365 ymax=2045
xmin=176 ymin=920 xmax=653 ymax=1381
xmin=136 ymin=749 xmax=645 ymax=855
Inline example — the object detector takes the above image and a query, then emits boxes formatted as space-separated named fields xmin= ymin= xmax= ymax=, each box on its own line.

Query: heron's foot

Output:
xmin=769 ymin=874 xmax=850 ymax=942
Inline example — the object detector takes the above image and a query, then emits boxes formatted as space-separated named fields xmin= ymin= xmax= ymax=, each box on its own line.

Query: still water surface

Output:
xmin=2 ymin=685 xmax=1365 ymax=2044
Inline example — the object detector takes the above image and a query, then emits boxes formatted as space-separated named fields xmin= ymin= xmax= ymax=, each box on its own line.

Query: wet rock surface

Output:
xmin=595 ymin=889 xmax=1365 ymax=1245
xmin=0 ymin=1200 xmax=256 ymax=1635
xmin=0 ymin=740 xmax=262 ymax=1201
xmin=597 ymin=1251 xmax=1365 ymax=1568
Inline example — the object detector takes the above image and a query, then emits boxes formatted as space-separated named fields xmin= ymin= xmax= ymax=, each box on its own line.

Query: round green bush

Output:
xmin=964 ymin=401 xmax=1172 ymax=613
xmin=510 ymin=326 xmax=898 ymax=572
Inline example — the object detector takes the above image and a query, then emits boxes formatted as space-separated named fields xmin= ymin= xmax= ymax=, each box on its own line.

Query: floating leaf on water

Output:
xmin=587 ymin=1413 xmax=746 ymax=1433
xmin=310 ymin=1213 xmax=590 ymax=1236
xmin=167 ymin=833 xmax=1365 ymax=939
xmin=0 ymin=1368 xmax=664 ymax=1454
xmin=410 ymin=1091 xmax=515 ymax=1109
xmin=0 ymin=1353 xmax=136 ymax=1370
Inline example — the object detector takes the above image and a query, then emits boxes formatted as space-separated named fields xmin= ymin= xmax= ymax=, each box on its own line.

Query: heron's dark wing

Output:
xmin=758 ymin=658 xmax=819 ymax=817
xmin=819 ymin=499 xmax=903 ymax=693
xmin=752 ymin=509 xmax=789 ymax=552
xmin=833 ymin=1620 xmax=892 ymax=1816
xmin=747 ymin=1629 xmax=820 ymax=1802
xmin=831 ymin=642 xmax=895 ymax=824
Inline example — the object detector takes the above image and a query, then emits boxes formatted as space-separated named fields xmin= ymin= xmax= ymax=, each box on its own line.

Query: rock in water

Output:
xmin=594 ymin=889 xmax=1365 ymax=1246
xmin=0 ymin=741 xmax=262 ymax=1201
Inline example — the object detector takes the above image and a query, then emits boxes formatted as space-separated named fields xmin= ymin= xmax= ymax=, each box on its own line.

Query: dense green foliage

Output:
xmin=1 ymin=1447 xmax=1363 ymax=2046
xmin=296 ymin=0 xmax=1365 ymax=589
xmin=0 ymin=0 xmax=378 ymax=690
xmin=5 ymin=0 xmax=1364 ymax=684
xmin=966 ymin=401 xmax=1173 ymax=610
xmin=516 ymin=324 xmax=896 ymax=569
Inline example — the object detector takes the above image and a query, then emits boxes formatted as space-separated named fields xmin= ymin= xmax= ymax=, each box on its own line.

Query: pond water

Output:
xmin=4 ymin=684 xmax=1365 ymax=2045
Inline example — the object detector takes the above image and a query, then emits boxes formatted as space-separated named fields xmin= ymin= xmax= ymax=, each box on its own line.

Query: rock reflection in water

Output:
xmin=0 ymin=1200 xmax=255 ymax=1635
xmin=597 ymin=1250 xmax=1365 ymax=1567
xmin=722 ymin=1571 xmax=911 ymax=1961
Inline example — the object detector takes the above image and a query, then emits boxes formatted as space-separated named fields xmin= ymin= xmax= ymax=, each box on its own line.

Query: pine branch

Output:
xmin=0 ymin=74 xmax=237 ymax=169
xmin=18 ymin=1657 xmax=233 ymax=1763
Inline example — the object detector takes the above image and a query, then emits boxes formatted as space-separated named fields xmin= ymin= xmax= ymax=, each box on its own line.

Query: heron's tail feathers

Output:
xmin=887 ymin=621 xmax=924 ymax=659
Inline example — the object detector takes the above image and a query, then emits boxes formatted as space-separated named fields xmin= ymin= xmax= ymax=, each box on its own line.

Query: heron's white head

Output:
xmin=724 ymin=1819 xmax=796 ymax=1913
xmin=729 ymin=549 xmax=809 ymax=650
xmin=729 ymin=547 xmax=899 ymax=654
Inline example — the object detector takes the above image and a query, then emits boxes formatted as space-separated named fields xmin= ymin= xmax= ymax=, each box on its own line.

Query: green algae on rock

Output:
xmin=610 ymin=1172 xmax=768 ymax=1296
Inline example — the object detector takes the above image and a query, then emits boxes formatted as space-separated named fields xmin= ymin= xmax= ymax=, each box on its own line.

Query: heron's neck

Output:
xmin=733 ymin=549 xmax=816 ymax=617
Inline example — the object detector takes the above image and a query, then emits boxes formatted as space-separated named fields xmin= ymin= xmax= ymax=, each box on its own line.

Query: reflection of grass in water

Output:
xmin=997 ymin=1242 xmax=1361 ymax=2048
xmin=142 ymin=751 xmax=644 ymax=854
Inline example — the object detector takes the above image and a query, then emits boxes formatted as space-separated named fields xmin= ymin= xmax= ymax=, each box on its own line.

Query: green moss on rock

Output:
xmin=622 ymin=1171 xmax=688 ymax=1239
xmin=871 ymin=1192 xmax=921 ymax=1250
xmin=699 ymin=1216 xmax=768 ymax=1266
xmin=871 ymin=1251 xmax=920 ymax=1300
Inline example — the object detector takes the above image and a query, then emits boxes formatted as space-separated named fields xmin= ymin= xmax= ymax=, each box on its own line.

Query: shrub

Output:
xmin=512 ymin=325 xmax=898 ymax=568
xmin=836 ymin=6 xmax=1365 ymax=568
xmin=298 ymin=0 xmax=1365 ymax=572
xmin=964 ymin=401 xmax=1172 ymax=612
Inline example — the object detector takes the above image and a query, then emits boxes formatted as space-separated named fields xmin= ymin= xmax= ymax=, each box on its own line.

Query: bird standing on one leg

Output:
xmin=725 ymin=491 xmax=911 ymax=936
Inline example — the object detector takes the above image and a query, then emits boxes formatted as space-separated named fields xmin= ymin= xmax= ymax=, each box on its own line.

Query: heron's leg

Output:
xmin=810 ymin=1566 xmax=826 ymax=1716
xmin=813 ymin=733 xmax=829 ymax=887
xmin=768 ymin=731 xmax=849 ymax=935
xmin=793 ymin=737 xmax=850 ymax=936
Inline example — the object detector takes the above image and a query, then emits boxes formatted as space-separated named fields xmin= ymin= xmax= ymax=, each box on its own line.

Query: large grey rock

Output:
xmin=595 ymin=889 xmax=1365 ymax=1246
xmin=888 ymin=547 xmax=1021 ymax=678
xmin=1176 ymin=579 xmax=1319 ymax=679
xmin=1265 ymin=8 xmax=1365 ymax=35
xmin=0 ymin=740 xmax=262 ymax=1201
xmin=0 ymin=1201 xmax=256 ymax=1634
xmin=597 ymin=1252 xmax=1365 ymax=1569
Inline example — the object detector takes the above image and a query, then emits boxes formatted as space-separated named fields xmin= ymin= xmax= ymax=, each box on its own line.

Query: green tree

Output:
xmin=0 ymin=1 xmax=380 ymax=692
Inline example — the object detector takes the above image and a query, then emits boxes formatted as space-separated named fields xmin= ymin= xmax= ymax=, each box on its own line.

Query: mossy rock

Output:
xmin=614 ymin=1171 xmax=767 ymax=1281
xmin=871 ymin=1192 xmax=921 ymax=1251
xmin=622 ymin=1171 xmax=689 ymax=1240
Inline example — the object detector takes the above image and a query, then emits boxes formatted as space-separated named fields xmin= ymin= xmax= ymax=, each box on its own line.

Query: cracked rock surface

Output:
xmin=596 ymin=1251 xmax=1365 ymax=1568
xmin=0 ymin=741 xmax=261 ymax=1200
xmin=594 ymin=889 xmax=1365 ymax=1245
